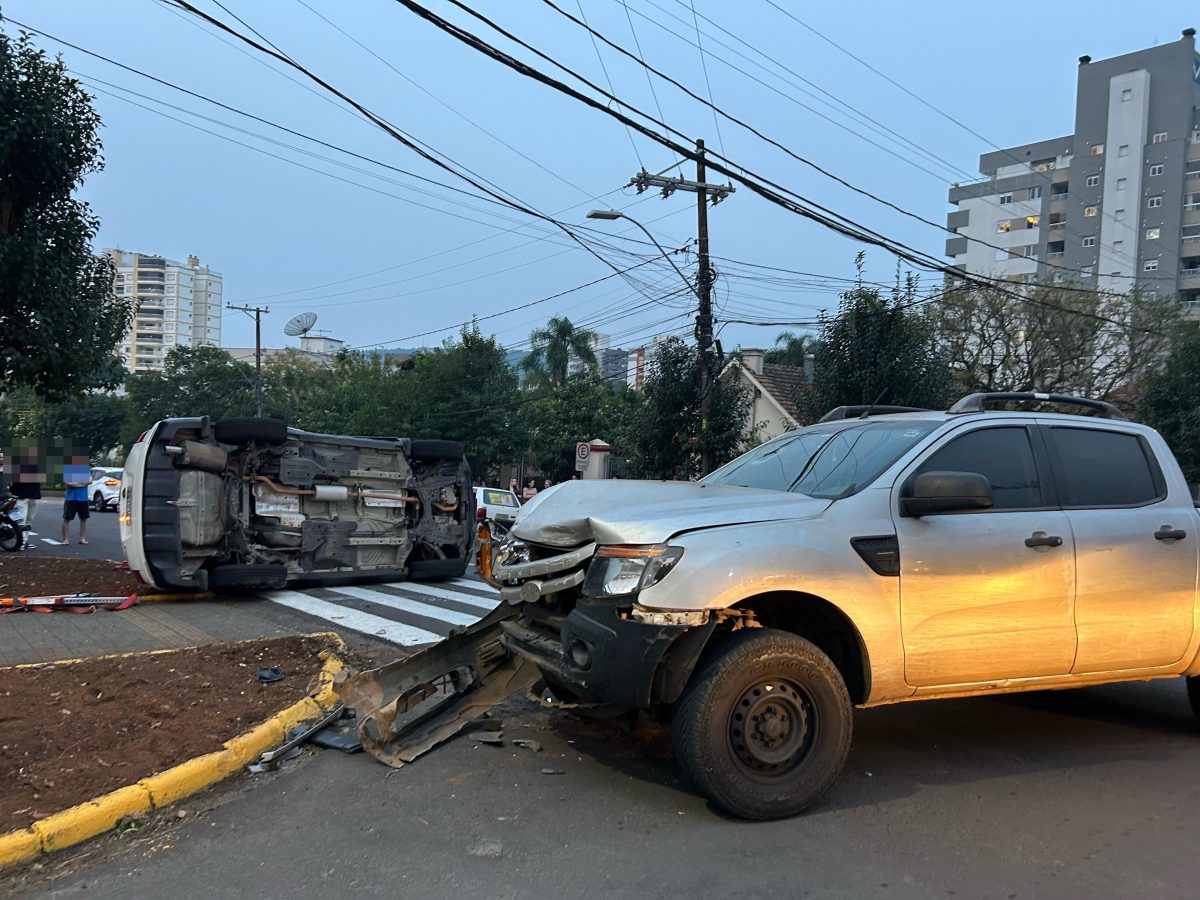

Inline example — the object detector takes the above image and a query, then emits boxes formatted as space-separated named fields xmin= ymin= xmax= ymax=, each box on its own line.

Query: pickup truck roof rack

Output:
xmin=948 ymin=392 xmax=1128 ymax=421
xmin=817 ymin=405 xmax=928 ymax=423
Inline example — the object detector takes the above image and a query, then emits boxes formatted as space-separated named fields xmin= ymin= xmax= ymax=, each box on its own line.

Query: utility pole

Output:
xmin=629 ymin=139 xmax=734 ymax=475
xmin=226 ymin=303 xmax=269 ymax=417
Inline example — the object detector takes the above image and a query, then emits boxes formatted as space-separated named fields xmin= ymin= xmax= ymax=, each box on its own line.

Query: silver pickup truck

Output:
xmin=344 ymin=392 xmax=1200 ymax=820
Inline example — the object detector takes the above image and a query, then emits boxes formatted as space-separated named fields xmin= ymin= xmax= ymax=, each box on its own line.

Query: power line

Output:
xmin=685 ymin=0 xmax=725 ymax=157
xmin=618 ymin=0 xmax=681 ymax=178
xmin=573 ymin=0 xmax=644 ymax=168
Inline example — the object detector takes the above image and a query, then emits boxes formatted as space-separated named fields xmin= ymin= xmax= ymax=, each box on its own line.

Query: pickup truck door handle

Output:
xmin=1024 ymin=533 xmax=1063 ymax=548
xmin=1154 ymin=526 xmax=1187 ymax=541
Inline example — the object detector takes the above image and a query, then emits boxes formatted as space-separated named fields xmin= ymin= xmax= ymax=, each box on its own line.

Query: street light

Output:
xmin=586 ymin=209 xmax=700 ymax=300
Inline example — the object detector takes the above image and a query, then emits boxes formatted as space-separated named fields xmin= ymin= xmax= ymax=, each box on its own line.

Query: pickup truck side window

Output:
xmin=1048 ymin=427 xmax=1163 ymax=507
xmin=913 ymin=426 xmax=1043 ymax=510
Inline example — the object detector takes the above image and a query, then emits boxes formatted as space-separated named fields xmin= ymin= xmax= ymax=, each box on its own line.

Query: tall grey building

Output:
xmin=946 ymin=29 xmax=1200 ymax=305
xmin=109 ymin=250 xmax=223 ymax=372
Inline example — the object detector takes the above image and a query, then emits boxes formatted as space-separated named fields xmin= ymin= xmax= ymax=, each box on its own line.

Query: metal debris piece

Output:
xmin=511 ymin=739 xmax=542 ymax=752
xmin=252 ymin=702 xmax=346 ymax=770
xmin=540 ymin=768 xmax=565 ymax=775
xmin=338 ymin=604 xmax=539 ymax=767
xmin=473 ymin=732 xmax=505 ymax=745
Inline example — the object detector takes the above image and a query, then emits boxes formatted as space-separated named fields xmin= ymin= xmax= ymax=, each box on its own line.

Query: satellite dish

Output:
xmin=284 ymin=312 xmax=318 ymax=337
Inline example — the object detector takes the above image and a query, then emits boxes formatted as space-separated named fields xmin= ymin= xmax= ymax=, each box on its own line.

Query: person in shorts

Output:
xmin=61 ymin=453 xmax=91 ymax=544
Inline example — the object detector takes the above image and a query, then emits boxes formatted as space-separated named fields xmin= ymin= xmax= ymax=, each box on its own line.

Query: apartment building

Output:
xmin=946 ymin=29 xmax=1200 ymax=305
xmin=109 ymin=250 xmax=223 ymax=372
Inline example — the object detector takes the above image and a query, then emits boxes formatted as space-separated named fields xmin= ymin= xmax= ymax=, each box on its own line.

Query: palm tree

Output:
xmin=521 ymin=316 xmax=598 ymax=386
xmin=765 ymin=330 xmax=818 ymax=367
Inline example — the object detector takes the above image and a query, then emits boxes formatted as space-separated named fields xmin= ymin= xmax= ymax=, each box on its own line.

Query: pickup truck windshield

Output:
xmin=702 ymin=420 xmax=939 ymax=498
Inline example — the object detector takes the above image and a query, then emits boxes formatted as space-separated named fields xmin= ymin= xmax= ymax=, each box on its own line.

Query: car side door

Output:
xmin=893 ymin=422 xmax=1077 ymax=689
xmin=1043 ymin=424 xmax=1199 ymax=674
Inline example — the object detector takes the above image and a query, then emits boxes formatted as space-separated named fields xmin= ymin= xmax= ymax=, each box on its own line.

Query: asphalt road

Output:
xmin=10 ymin=675 xmax=1199 ymax=898
xmin=21 ymin=498 xmax=122 ymax=561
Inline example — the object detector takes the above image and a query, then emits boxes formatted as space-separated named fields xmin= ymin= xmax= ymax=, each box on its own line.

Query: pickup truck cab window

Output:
xmin=910 ymin=425 xmax=1045 ymax=510
xmin=703 ymin=420 xmax=938 ymax=498
xmin=1047 ymin=426 xmax=1163 ymax=507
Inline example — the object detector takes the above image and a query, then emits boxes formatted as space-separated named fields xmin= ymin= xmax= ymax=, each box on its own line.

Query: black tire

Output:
xmin=408 ymin=557 xmax=469 ymax=581
xmin=0 ymin=519 xmax=23 ymax=552
xmin=92 ymin=491 xmax=105 ymax=512
xmin=671 ymin=628 xmax=852 ymax=820
xmin=214 ymin=417 xmax=287 ymax=446
xmin=208 ymin=563 xmax=288 ymax=591
xmin=408 ymin=439 xmax=464 ymax=462
xmin=1188 ymin=676 xmax=1200 ymax=724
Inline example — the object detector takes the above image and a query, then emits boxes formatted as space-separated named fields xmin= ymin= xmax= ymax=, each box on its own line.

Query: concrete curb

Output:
xmin=0 ymin=632 xmax=345 ymax=869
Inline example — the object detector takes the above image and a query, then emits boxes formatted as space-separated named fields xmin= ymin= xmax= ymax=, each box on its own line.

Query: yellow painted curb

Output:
xmin=0 ymin=633 xmax=345 ymax=870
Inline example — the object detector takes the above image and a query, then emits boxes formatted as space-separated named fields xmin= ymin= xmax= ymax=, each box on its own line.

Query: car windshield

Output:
xmin=702 ymin=420 xmax=939 ymax=499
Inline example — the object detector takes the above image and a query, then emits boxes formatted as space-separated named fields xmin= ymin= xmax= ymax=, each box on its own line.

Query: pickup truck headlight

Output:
xmin=584 ymin=544 xmax=684 ymax=598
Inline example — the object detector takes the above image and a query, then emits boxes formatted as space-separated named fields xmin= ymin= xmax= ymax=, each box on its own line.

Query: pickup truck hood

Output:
xmin=512 ymin=480 xmax=829 ymax=547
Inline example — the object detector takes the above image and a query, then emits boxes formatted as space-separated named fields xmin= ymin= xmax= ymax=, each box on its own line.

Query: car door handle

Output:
xmin=1154 ymin=526 xmax=1186 ymax=541
xmin=1024 ymin=533 xmax=1063 ymax=548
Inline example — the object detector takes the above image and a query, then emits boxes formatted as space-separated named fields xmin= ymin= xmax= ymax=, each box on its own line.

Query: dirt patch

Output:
xmin=0 ymin=556 xmax=145 ymax=600
xmin=0 ymin=635 xmax=330 ymax=833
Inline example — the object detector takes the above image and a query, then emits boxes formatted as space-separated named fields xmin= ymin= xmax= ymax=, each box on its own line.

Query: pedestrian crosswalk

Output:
xmin=260 ymin=576 xmax=500 ymax=647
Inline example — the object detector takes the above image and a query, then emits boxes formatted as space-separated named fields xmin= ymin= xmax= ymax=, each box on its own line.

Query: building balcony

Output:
xmin=1046 ymin=251 xmax=1065 ymax=259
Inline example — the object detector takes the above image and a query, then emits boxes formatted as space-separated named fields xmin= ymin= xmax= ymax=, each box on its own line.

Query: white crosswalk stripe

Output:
xmin=260 ymin=577 xmax=501 ymax=647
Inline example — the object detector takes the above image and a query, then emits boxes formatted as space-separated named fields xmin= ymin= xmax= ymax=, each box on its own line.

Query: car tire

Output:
xmin=408 ymin=439 xmax=465 ymax=462
xmin=92 ymin=491 xmax=105 ymax=512
xmin=671 ymin=628 xmax=852 ymax=820
xmin=213 ymin=417 xmax=288 ymax=446
xmin=208 ymin=563 xmax=288 ymax=591
xmin=408 ymin=557 xmax=469 ymax=581
xmin=1188 ymin=676 xmax=1200 ymax=724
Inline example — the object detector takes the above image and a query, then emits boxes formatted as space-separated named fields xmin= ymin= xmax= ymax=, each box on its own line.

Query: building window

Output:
xmin=1121 ymin=88 xmax=1133 ymax=101
xmin=1147 ymin=195 xmax=1163 ymax=208
xmin=1144 ymin=259 xmax=1159 ymax=271
xmin=1146 ymin=227 xmax=1161 ymax=240
xmin=1026 ymin=215 xmax=1040 ymax=228
xmin=1150 ymin=163 xmax=1164 ymax=176
xmin=1153 ymin=132 xmax=1168 ymax=144
xmin=1090 ymin=144 xmax=1105 ymax=155
xmin=1082 ymin=236 xmax=1096 ymax=248
xmin=1118 ymin=145 xmax=1130 ymax=157
xmin=1084 ymin=206 xmax=1099 ymax=217
xmin=999 ymin=193 xmax=1012 ymax=204
xmin=1081 ymin=264 xmax=1094 ymax=278
xmin=1027 ymin=186 xmax=1043 ymax=200
xmin=1116 ymin=177 xmax=1127 ymax=191
xmin=996 ymin=220 xmax=1012 ymax=233
xmin=1086 ymin=174 xmax=1100 ymax=187
xmin=1024 ymin=244 xmax=1038 ymax=258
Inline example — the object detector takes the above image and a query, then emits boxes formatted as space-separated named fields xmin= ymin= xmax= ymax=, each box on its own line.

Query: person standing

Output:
xmin=61 ymin=452 xmax=91 ymax=545
xmin=521 ymin=478 xmax=539 ymax=502
xmin=10 ymin=445 xmax=43 ymax=549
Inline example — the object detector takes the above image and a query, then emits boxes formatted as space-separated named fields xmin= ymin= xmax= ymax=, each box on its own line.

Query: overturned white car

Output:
xmin=120 ymin=416 xmax=474 ymax=593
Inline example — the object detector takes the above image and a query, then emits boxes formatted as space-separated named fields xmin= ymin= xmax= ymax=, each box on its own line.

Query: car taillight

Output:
xmin=476 ymin=506 xmax=488 ymax=519
xmin=104 ymin=478 xmax=121 ymax=486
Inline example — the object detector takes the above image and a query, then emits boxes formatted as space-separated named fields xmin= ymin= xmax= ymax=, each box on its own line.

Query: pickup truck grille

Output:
xmin=491 ymin=540 xmax=595 ymax=604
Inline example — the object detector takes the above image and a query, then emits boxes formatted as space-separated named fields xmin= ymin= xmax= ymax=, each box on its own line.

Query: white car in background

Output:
xmin=89 ymin=467 xmax=122 ymax=511
xmin=474 ymin=486 xmax=521 ymax=528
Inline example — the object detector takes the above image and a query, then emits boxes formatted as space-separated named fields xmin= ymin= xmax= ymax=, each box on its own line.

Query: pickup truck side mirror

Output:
xmin=900 ymin=471 xmax=994 ymax=517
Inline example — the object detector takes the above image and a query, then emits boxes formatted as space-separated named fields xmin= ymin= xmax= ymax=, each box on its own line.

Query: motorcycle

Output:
xmin=0 ymin=496 xmax=25 ymax=552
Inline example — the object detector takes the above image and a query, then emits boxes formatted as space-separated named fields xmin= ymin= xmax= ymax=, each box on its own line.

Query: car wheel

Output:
xmin=208 ymin=563 xmax=288 ymax=591
xmin=1188 ymin=676 xmax=1200 ymax=724
xmin=213 ymin=417 xmax=288 ymax=446
xmin=408 ymin=439 xmax=465 ymax=462
xmin=92 ymin=491 xmax=104 ymax=512
xmin=0 ymin=519 xmax=23 ymax=552
xmin=671 ymin=628 xmax=852 ymax=820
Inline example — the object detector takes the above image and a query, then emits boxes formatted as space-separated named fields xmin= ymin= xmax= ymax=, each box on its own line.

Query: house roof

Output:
xmin=754 ymin=364 xmax=806 ymax=421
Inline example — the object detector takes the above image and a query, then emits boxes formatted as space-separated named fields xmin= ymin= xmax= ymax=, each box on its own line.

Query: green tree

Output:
xmin=803 ymin=258 xmax=949 ymax=420
xmin=765 ymin=330 xmax=817 ymax=366
xmin=0 ymin=32 xmax=130 ymax=399
xmin=290 ymin=350 xmax=400 ymax=437
xmin=1139 ymin=324 xmax=1200 ymax=482
xmin=520 ymin=316 xmax=598 ymax=387
xmin=395 ymin=326 xmax=522 ymax=476
xmin=122 ymin=346 xmax=255 ymax=445
xmin=523 ymin=376 xmax=641 ymax=482
xmin=621 ymin=337 xmax=751 ymax=480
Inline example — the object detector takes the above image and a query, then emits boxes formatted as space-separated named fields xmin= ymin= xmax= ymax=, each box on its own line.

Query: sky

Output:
xmin=4 ymin=0 xmax=1197 ymax=355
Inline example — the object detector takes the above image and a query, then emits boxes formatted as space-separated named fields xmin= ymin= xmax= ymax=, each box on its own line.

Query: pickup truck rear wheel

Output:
xmin=1188 ymin=676 xmax=1200 ymax=723
xmin=672 ymin=628 xmax=852 ymax=820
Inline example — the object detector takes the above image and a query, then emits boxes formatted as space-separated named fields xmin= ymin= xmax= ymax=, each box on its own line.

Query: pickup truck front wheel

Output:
xmin=672 ymin=628 xmax=852 ymax=820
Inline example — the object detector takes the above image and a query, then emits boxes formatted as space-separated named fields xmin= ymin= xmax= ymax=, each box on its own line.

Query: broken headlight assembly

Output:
xmin=583 ymin=544 xmax=684 ymax=599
